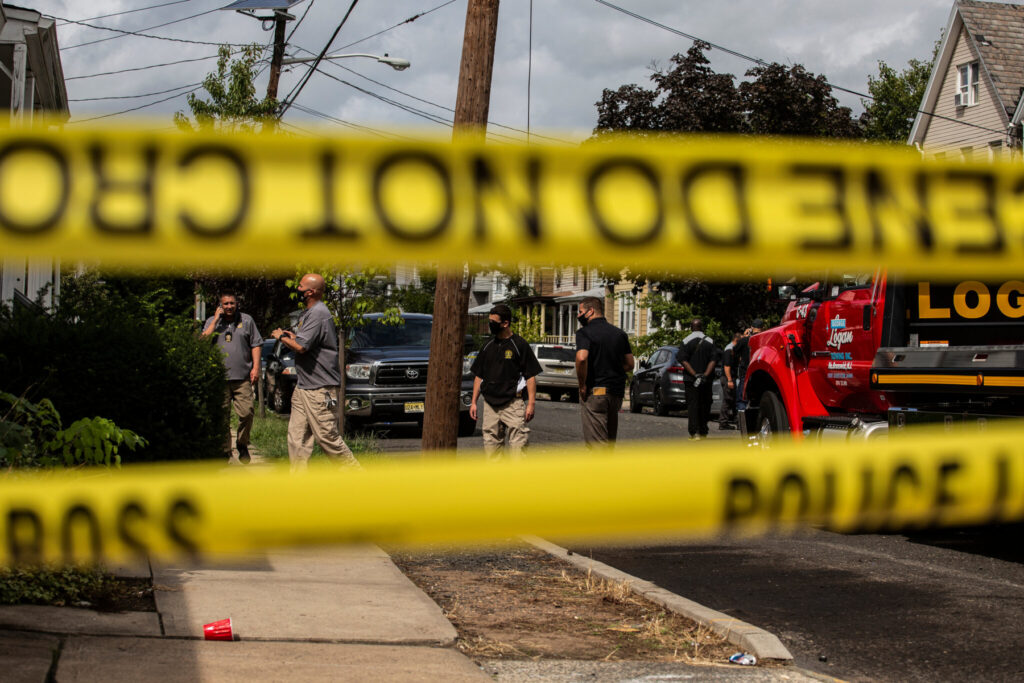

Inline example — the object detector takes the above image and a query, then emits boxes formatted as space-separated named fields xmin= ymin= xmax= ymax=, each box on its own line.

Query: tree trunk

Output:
xmin=421 ymin=0 xmax=499 ymax=453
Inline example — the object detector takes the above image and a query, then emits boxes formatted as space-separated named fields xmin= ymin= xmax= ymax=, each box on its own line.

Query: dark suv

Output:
xmin=343 ymin=313 xmax=476 ymax=435
xmin=630 ymin=344 xmax=723 ymax=417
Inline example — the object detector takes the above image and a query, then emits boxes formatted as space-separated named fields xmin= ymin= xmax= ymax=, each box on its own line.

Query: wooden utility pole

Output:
xmin=422 ymin=0 xmax=500 ymax=452
xmin=266 ymin=11 xmax=288 ymax=101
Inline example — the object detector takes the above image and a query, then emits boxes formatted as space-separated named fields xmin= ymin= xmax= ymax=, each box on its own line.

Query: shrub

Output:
xmin=0 ymin=392 xmax=145 ymax=468
xmin=0 ymin=274 xmax=229 ymax=461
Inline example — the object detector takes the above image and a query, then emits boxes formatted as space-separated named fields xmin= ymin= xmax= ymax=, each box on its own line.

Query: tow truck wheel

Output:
xmin=629 ymin=384 xmax=642 ymax=413
xmin=757 ymin=391 xmax=789 ymax=445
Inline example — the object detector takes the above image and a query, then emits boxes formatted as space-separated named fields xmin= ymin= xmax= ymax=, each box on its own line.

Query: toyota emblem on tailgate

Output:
xmin=406 ymin=368 xmax=420 ymax=379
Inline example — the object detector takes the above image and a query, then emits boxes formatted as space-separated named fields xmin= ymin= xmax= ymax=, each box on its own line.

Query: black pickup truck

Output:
xmin=343 ymin=312 xmax=477 ymax=436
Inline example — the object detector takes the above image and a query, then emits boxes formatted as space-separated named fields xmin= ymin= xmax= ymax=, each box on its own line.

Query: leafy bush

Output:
xmin=0 ymin=392 xmax=145 ymax=468
xmin=0 ymin=273 xmax=229 ymax=461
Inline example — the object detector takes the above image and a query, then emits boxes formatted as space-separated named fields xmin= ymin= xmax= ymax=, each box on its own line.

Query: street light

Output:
xmin=281 ymin=52 xmax=411 ymax=71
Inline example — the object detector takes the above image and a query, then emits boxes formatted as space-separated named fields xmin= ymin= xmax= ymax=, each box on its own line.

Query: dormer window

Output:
xmin=956 ymin=62 xmax=979 ymax=106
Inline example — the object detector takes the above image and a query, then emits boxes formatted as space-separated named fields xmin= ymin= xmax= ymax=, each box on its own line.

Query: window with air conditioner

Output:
xmin=955 ymin=62 xmax=979 ymax=106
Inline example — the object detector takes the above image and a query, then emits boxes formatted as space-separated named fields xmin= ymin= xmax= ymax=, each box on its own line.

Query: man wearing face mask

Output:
xmin=575 ymin=296 xmax=634 ymax=448
xmin=271 ymin=273 xmax=359 ymax=471
xmin=469 ymin=304 xmax=542 ymax=460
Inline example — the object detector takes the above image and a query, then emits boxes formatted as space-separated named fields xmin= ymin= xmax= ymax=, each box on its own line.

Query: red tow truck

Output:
xmin=739 ymin=272 xmax=1024 ymax=442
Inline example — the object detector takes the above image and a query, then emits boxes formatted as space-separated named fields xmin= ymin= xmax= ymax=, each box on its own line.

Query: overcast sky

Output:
xmin=26 ymin=0 xmax=976 ymax=141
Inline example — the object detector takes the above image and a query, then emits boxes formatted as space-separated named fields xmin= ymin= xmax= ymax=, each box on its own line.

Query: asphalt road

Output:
xmin=368 ymin=396 xmax=1024 ymax=681
xmin=575 ymin=528 xmax=1024 ymax=682
xmin=368 ymin=392 xmax=736 ymax=454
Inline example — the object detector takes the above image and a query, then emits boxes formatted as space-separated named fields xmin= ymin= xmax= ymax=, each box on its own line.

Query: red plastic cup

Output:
xmin=203 ymin=618 xmax=234 ymax=641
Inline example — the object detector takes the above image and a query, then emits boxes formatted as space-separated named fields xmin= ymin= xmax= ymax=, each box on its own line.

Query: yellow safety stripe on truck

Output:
xmin=874 ymin=374 xmax=980 ymax=386
xmin=2 ymin=123 xmax=1024 ymax=277
xmin=2 ymin=424 xmax=1023 ymax=566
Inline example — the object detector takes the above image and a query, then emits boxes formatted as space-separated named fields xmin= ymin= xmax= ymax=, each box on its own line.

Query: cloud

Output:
xmin=25 ymin=0 xmax=980 ymax=140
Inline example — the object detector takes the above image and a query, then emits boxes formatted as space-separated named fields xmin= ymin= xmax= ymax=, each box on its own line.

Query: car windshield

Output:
xmin=351 ymin=319 xmax=433 ymax=349
xmin=537 ymin=346 xmax=575 ymax=362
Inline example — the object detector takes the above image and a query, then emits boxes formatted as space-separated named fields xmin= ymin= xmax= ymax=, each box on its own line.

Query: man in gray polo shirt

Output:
xmin=271 ymin=273 xmax=358 ymax=471
xmin=202 ymin=292 xmax=263 ymax=462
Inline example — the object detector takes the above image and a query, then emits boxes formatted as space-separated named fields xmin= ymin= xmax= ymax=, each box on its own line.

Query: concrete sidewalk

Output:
xmin=0 ymin=546 xmax=488 ymax=682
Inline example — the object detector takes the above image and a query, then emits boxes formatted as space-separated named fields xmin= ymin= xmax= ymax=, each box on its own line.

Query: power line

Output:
xmin=61 ymin=7 xmax=224 ymax=50
xmin=527 ymin=0 xmax=533 ymax=143
xmin=48 ymin=12 xmax=246 ymax=50
xmin=277 ymin=0 xmax=361 ymax=119
xmin=291 ymin=45 xmax=574 ymax=145
xmin=285 ymin=0 xmax=317 ymax=43
xmin=329 ymin=60 xmax=574 ymax=144
xmin=65 ymin=53 xmax=230 ymax=81
xmin=299 ymin=66 xmax=526 ymax=144
xmin=57 ymin=1 xmax=196 ymax=27
xmin=290 ymin=102 xmax=415 ymax=141
xmin=302 ymin=67 xmax=450 ymax=127
xmin=592 ymin=0 xmax=1010 ymax=138
xmin=334 ymin=0 xmax=457 ymax=52
xmin=67 ymin=87 xmax=201 ymax=124
xmin=69 ymin=82 xmax=202 ymax=102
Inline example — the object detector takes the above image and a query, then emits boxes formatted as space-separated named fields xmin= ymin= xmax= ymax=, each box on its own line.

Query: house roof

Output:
xmin=909 ymin=0 xmax=1024 ymax=144
xmin=959 ymin=0 xmax=1024 ymax=116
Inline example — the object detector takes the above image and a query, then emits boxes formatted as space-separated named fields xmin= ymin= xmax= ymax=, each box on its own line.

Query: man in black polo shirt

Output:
xmin=677 ymin=318 xmax=718 ymax=440
xmin=575 ymin=295 xmax=634 ymax=448
xmin=469 ymin=304 xmax=542 ymax=460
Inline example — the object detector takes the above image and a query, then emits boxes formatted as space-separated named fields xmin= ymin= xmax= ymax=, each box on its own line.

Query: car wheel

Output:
xmin=653 ymin=386 xmax=668 ymax=416
xmin=458 ymin=411 xmax=477 ymax=437
xmin=629 ymin=383 xmax=642 ymax=413
xmin=757 ymin=390 xmax=790 ymax=447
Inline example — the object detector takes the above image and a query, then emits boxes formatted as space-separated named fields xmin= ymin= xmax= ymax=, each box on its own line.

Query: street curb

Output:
xmin=521 ymin=536 xmax=794 ymax=663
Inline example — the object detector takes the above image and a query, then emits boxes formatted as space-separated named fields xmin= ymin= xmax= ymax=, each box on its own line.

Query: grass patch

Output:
xmin=249 ymin=412 xmax=383 ymax=463
xmin=0 ymin=566 xmax=155 ymax=611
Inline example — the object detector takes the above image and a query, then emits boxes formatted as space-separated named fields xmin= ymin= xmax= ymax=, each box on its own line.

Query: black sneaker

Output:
xmin=236 ymin=443 xmax=251 ymax=464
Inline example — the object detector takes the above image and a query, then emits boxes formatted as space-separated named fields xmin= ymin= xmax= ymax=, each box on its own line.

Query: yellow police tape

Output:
xmin=3 ymin=424 xmax=1022 ymax=565
xmin=1 ymin=123 xmax=1024 ymax=277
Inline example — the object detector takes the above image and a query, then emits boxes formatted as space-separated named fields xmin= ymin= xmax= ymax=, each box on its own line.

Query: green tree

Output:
xmin=740 ymin=62 xmax=861 ymax=138
xmin=593 ymin=42 xmax=852 ymax=346
xmin=594 ymin=41 xmax=859 ymax=138
xmin=174 ymin=44 xmax=278 ymax=133
xmin=862 ymin=58 xmax=933 ymax=142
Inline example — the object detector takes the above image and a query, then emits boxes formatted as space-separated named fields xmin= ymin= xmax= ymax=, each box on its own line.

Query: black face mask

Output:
xmin=489 ymin=321 xmax=503 ymax=336
xmin=577 ymin=313 xmax=589 ymax=327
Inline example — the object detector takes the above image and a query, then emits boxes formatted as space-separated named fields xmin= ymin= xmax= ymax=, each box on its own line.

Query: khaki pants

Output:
xmin=287 ymin=386 xmax=359 ymax=472
xmin=481 ymin=398 xmax=529 ymax=460
xmin=581 ymin=393 xmax=623 ymax=448
xmin=226 ymin=380 xmax=255 ymax=457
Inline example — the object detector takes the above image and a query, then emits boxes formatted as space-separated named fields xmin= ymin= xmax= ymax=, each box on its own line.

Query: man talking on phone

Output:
xmin=202 ymin=291 xmax=263 ymax=463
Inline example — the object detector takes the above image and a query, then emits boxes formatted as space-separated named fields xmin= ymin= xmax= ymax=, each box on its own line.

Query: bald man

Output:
xmin=271 ymin=274 xmax=358 ymax=471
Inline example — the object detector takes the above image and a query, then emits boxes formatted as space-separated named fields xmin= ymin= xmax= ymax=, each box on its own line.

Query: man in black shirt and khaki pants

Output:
xmin=575 ymin=296 xmax=635 ymax=448
xmin=470 ymin=304 xmax=543 ymax=460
